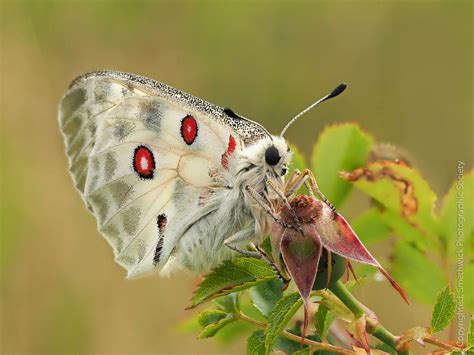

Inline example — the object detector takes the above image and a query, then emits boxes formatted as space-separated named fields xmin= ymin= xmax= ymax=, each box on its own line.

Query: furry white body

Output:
xmin=59 ymin=71 xmax=291 ymax=277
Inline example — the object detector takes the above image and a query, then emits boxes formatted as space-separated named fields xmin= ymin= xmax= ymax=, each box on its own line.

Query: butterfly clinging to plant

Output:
xmin=58 ymin=71 xmax=354 ymax=279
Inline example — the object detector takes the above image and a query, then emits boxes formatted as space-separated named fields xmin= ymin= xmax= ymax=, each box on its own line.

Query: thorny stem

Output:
xmin=238 ymin=312 xmax=353 ymax=354
xmin=329 ymin=280 xmax=411 ymax=355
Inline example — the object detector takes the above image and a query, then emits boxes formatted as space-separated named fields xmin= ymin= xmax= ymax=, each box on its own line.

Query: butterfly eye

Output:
xmin=265 ymin=145 xmax=280 ymax=166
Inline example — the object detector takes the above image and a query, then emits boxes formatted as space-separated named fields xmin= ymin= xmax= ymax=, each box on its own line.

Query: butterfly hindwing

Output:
xmin=59 ymin=71 xmax=259 ymax=276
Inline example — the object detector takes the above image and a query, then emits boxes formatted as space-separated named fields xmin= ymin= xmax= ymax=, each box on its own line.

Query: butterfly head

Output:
xmin=263 ymin=137 xmax=292 ymax=177
xmin=237 ymin=135 xmax=292 ymax=198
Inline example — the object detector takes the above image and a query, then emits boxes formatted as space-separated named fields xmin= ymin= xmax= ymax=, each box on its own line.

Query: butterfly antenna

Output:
xmin=280 ymin=83 xmax=347 ymax=137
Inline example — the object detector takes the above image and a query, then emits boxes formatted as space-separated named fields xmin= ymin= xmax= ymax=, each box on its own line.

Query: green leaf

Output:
xmin=391 ymin=242 xmax=445 ymax=305
xmin=264 ymin=292 xmax=303 ymax=354
xmin=288 ymin=142 xmax=307 ymax=174
xmin=248 ymin=278 xmax=284 ymax=318
xmin=431 ymin=285 xmax=456 ymax=333
xmin=188 ymin=257 xmax=277 ymax=308
xmin=468 ymin=317 xmax=474 ymax=349
xmin=247 ymin=330 xmax=266 ymax=355
xmin=341 ymin=161 xmax=438 ymax=238
xmin=272 ymin=322 xmax=303 ymax=355
xmin=352 ymin=208 xmax=392 ymax=245
xmin=260 ymin=237 xmax=273 ymax=256
xmin=440 ymin=169 xmax=474 ymax=257
xmin=311 ymin=123 xmax=374 ymax=208
xmin=317 ymin=289 xmax=354 ymax=322
xmin=314 ymin=304 xmax=335 ymax=339
xmin=273 ymin=336 xmax=301 ymax=355
xmin=213 ymin=293 xmax=239 ymax=314
xmin=197 ymin=310 xmax=236 ymax=339
xmin=379 ymin=209 xmax=428 ymax=250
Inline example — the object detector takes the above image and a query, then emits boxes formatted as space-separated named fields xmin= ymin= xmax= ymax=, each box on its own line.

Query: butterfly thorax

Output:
xmin=234 ymin=136 xmax=292 ymax=235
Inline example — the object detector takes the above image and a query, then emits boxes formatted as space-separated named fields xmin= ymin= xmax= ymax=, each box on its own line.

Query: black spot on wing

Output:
xmin=223 ymin=107 xmax=240 ymax=119
xmin=153 ymin=214 xmax=167 ymax=266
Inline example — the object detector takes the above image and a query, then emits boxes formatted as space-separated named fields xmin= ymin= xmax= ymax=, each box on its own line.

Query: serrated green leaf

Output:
xmin=341 ymin=161 xmax=438 ymax=238
xmin=288 ymin=142 xmax=307 ymax=174
xmin=468 ymin=317 xmax=474 ymax=348
xmin=247 ymin=330 xmax=266 ymax=355
xmin=352 ymin=208 xmax=392 ymax=245
xmin=311 ymin=123 xmax=374 ymax=208
xmin=248 ymin=278 xmax=284 ymax=318
xmin=198 ymin=309 xmax=228 ymax=327
xmin=431 ymin=285 xmax=456 ymax=333
xmin=440 ymin=170 xmax=474 ymax=257
xmin=264 ymin=292 xmax=303 ymax=354
xmin=197 ymin=310 xmax=236 ymax=339
xmin=314 ymin=304 xmax=335 ymax=339
xmin=213 ymin=293 xmax=239 ymax=314
xmin=391 ymin=243 xmax=445 ymax=305
xmin=189 ymin=257 xmax=277 ymax=308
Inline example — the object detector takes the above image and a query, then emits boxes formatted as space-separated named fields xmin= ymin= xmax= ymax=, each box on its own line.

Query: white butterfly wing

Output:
xmin=59 ymin=71 xmax=267 ymax=277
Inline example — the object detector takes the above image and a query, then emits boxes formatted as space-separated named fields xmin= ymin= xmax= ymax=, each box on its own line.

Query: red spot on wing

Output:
xmin=221 ymin=135 xmax=236 ymax=169
xmin=181 ymin=115 xmax=198 ymax=145
xmin=133 ymin=146 xmax=156 ymax=179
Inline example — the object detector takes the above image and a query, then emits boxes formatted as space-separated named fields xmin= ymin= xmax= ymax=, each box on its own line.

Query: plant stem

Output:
xmin=329 ymin=279 xmax=365 ymax=318
xmin=329 ymin=280 xmax=411 ymax=355
xmin=238 ymin=312 xmax=353 ymax=354
xmin=366 ymin=319 xmax=399 ymax=350
xmin=423 ymin=336 xmax=465 ymax=351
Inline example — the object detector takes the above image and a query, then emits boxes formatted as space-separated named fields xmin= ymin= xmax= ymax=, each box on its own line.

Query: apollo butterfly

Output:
xmin=58 ymin=70 xmax=346 ymax=277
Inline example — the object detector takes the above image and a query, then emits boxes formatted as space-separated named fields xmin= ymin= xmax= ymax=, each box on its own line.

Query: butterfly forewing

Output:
xmin=59 ymin=71 xmax=260 ymax=277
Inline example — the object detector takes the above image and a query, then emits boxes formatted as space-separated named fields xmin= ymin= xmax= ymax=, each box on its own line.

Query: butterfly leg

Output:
xmin=244 ymin=185 xmax=293 ymax=230
xmin=285 ymin=169 xmax=337 ymax=215
xmin=284 ymin=169 xmax=303 ymax=196
xmin=266 ymin=180 xmax=303 ymax=230
xmin=304 ymin=169 xmax=338 ymax=215
xmin=224 ymin=227 xmax=262 ymax=258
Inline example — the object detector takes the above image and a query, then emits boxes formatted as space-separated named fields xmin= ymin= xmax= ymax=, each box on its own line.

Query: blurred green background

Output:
xmin=1 ymin=1 xmax=472 ymax=354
